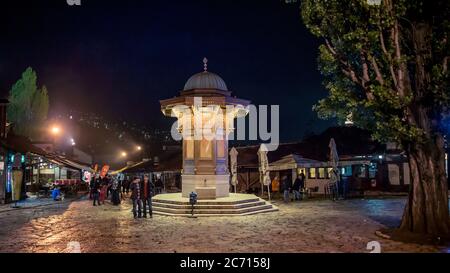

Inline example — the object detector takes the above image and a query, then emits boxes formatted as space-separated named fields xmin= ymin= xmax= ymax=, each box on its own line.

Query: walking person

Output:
xmin=155 ymin=177 xmax=163 ymax=194
xmin=99 ymin=177 xmax=108 ymax=205
xmin=281 ymin=175 xmax=291 ymax=203
xmin=91 ymin=174 xmax=101 ymax=206
xmin=118 ymin=173 xmax=125 ymax=200
xmin=130 ymin=177 xmax=143 ymax=218
xmin=123 ymin=176 xmax=131 ymax=195
xmin=121 ymin=177 xmax=128 ymax=197
xmin=299 ymin=170 xmax=305 ymax=199
xmin=111 ymin=176 xmax=121 ymax=206
xmin=140 ymin=174 xmax=155 ymax=218
xmin=271 ymin=175 xmax=280 ymax=199
xmin=106 ymin=175 xmax=112 ymax=199
xmin=126 ymin=177 xmax=131 ymax=194
xmin=293 ymin=170 xmax=306 ymax=201
xmin=292 ymin=176 xmax=302 ymax=201
xmin=89 ymin=174 xmax=95 ymax=200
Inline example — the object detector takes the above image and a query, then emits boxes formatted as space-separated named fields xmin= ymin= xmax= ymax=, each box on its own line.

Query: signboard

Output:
xmin=83 ymin=171 xmax=92 ymax=183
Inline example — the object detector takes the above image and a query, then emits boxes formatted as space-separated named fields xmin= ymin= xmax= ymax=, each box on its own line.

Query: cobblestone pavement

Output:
xmin=0 ymin=195 xmax=447 ymax=253
xmin=0 ymin=196 xmax=79 ymax=213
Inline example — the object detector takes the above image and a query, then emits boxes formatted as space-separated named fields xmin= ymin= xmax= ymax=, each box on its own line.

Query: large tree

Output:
xmin=301 ymin=0 xmax=450 ymax=238
xmin=7 ymin=67 xmax=50 ymax=138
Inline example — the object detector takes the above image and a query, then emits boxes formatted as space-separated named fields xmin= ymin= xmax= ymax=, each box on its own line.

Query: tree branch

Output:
xmin=361 ymin=53 xmax=370 ymax=84
xmin=380 ymin=30 xmax=398 ymax=88
xmin=325 ymin=39 xmax=337 ymax=56
xmin=393 ymin=20 xmax=406 ymax=97
xmin=443 ymin=56 xmax=448 ymax=74
xmin=370 ymin=56 xmax=385 ymax=85
xmin=325 ymin=38 xmax=374 ymax=100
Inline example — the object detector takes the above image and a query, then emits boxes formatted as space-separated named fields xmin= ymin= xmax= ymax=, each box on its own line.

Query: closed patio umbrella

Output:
xmin=229 ymin=147 xmax=238 ymax=193
xmin=328 ymin=138 xmax=340 ymax=198
xmin=258 ymin=144 xmax=271 ymax=200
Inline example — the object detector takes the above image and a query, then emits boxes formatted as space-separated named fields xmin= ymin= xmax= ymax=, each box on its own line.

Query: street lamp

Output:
xmin=121 ymin=151 xmax=127 ymax=157
xmin=51 ymin=126 xmax=60 ymax=135
xmin=137 ymin=146 xmax=142 ymax=151
xmin=50 ymin=126 xmax=62 ymax=153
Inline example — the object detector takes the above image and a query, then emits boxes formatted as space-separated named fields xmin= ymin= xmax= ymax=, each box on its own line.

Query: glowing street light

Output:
xmin=137 ymin=146 xmax=142 ymax=151
xmin=121 ymin=151 xmax=127 ymax=157
xmin=51 ymin=126 xmax=60 ymax=135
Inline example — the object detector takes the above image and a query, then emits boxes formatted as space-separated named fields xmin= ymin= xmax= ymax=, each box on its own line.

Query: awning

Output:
xmin=110 ymin=161 xmax=147 ymax=175
xmin=268 ymin=154 xmax=329 ymax=171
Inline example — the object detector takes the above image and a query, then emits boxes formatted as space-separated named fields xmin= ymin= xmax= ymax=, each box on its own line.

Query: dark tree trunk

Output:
xmin=400 ymin=134 xmax=450 ymax=237
xmin=397 ymin=19 xmax=450 ymax=238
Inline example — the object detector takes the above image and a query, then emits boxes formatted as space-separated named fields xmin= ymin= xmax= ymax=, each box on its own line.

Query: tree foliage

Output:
xmin=7 ymin=67 xmax=50 ymax=138
xmin=301 ymin=0 xmax=449 ymax=145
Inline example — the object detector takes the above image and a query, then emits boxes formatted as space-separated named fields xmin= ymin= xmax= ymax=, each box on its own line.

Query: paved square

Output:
xmin=0 ymin=196 xmax=446 ymax=253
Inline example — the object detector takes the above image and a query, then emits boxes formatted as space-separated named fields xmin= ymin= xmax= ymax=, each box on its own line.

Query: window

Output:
xmin=341 ymin=166 xmax=352 ymax=177
xmin=327 ymin=168 xmax=334 ymax=178
xmin=309 ymin=168 xmax=316 ymax=179
xmin=318 ymin=168 xmax=326 ymax=179
xmin=297 ymin=168 xmax=306 ymax=176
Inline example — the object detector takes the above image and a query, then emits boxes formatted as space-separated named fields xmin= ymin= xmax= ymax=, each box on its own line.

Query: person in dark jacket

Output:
xmin=281 ymin=175 xmax=291 ymax=203
xmin=299 ymin=170 xmax=306 ymax=188
xmin=140 ymin=174 xmax=155 ymax=218
xmin=293 ymin=171 xmax=306 ymax=201
xmin=292 ymin=178 xmax=302 ymax=201
xmin=155 ymin=177 xmax=163 ymax=194
xmin=122 ymin=176 xmax=131 ymax=195
xmin=111 ymin=176 xmax=121 ymax=205
xmin=130 ymin=177 xmax=142 ymax=218
xmin=91 ymin=174 xmax=101 ymax=206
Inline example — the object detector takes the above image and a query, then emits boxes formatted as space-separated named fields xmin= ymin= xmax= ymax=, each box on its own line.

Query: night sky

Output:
xmin=0 ymin=0 xmax=335 ymax=142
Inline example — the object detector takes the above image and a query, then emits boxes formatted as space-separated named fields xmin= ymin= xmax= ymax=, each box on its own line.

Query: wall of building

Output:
xmin=304 ymin=178 xmax=331 ymax=194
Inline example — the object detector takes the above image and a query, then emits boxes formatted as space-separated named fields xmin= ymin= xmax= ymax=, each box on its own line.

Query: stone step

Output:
xmin=151 ymin=193 xmax=278 ymax=216
xmin=153 ymin=206 xmax=279 ymax=217
xmin=153 ymin=204 xmax=274 ymax=215
xmin=152 ymin=197 xmax=260 ymax=206
xmin=152 ymin=200 xmax=266 ymax=210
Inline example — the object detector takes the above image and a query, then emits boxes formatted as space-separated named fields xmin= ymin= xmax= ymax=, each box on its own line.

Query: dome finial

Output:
xmin=203 ymin=57 xmax=208 ymax=72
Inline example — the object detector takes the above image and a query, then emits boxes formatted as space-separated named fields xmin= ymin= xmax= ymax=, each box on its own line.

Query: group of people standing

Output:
xmin=90 ymin=173 xmax=116 ymax=206
xmin=281 ymin=170 xmax=306 ymax=203
xmin=130 ymin=175 xmax=154 ymax=219
xmin=89 ymin=173 xmax=155 ymax=219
